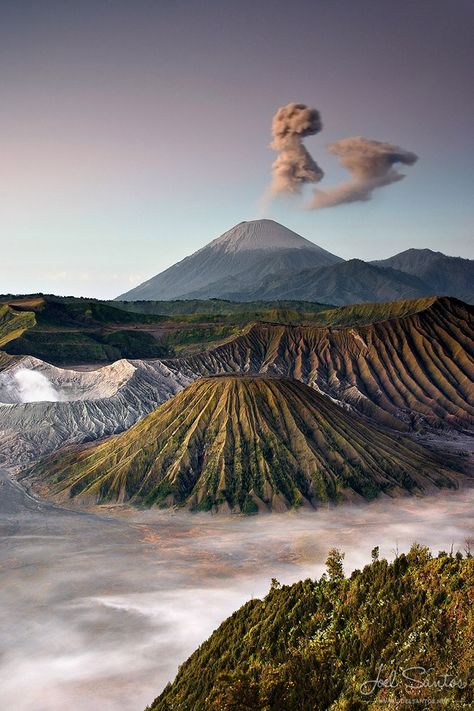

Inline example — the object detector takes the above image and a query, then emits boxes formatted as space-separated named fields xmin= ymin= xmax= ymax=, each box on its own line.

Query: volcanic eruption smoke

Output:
xmin=270 ymin=102 xmax=324 ymax=195
xmin=265 ymin=102 xmax=417 ymax=210
xmin=310 ymin=136 xmax=418 ymax=208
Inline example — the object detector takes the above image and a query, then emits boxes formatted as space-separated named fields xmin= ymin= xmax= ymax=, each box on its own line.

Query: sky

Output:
xmin=1 ymin=0 xmax=473 ymax=299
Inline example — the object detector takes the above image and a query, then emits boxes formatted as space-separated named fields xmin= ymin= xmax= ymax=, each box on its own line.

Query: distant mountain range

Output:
xmin=372 ymin=248 xmax=474 ymax=303
xmin=117 ymin=219 xmax=474 ymax=304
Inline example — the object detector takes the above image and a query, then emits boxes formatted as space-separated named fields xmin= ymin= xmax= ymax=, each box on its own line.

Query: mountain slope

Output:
xmin=148 ymin=550 xmax=474 ymax=711
xmin=117 ymin=220 xmax=342 ymax=301
xmin=176 ymin=297 xmax=474 ymax=429
xmin=0 ymin=304 xmax=36 ymax=348
xmin=1 ymin=296 xmax=173 ymax=363
xmin=3 ymin=297 xmax=472 ymax=473
xmin=229 ymin=259 xmax=430 ymax=304
xmin=372 ymin=248 xmax=474 ymax=303
xmin=0 ymin=357 xmax=191 ymax=470
xmin=25 ymin=375 xmax=461 ymax=511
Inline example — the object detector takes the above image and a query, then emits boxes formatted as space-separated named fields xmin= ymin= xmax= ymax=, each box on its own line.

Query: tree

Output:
xmin=371 ymin=546 xmax=380 ymax=562
xmin=270 ymin=577 xmax=281 ymax=591
xmin=325 ymin=548 xmax=345 ymax=581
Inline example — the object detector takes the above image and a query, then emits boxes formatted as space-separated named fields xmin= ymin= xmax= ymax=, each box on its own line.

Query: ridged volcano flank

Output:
xmin=180 ymin=297 xmax=474 ymax=429
xmin=29 ymin=376 xmax=460 ymax=512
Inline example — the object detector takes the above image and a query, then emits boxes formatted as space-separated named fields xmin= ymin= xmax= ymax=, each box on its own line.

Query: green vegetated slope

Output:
xmin=181 ymin=296 xmax=474 ymax=429
xmin=0 ymin=303 xmax=36 ymax=347
xmin=26 ymin=376 xmax=461 ymax=511
xmin=148 ymin=547 xmax=473 ymax=711
xmin=115 ymin=297 xmax=331 ymax=321
xmin=0 ymin=295 xmax=330 ymax=362
xmin=0 ymin=296 xmax=172 ymax=363
xmin=116 ymin=295 xmax=437 ymax=327
xmin=0 ymin=293 xmax=444 ymax=364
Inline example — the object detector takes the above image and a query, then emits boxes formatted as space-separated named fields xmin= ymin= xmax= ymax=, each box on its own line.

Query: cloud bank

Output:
xmin=1 ymin=487 xmax=473 ymax=711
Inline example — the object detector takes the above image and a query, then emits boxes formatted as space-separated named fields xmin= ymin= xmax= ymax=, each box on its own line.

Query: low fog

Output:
xmin=0 ymin=471 xmax=473 ymax=711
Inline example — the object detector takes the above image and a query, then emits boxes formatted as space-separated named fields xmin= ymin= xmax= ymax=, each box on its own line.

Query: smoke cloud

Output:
xmin=13 ymin=369 xmax=60 ymax=403
xmin=310 ymin=136 xmax=418 ymax=209
xmin=270 ymin=102 xmax=324 ymax=195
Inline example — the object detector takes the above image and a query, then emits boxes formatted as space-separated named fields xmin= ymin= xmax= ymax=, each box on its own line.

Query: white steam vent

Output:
xmin=0 ymin=357 xmax=137 ymax=405
xmin=12 ymin=368 xmax=60 ymax=403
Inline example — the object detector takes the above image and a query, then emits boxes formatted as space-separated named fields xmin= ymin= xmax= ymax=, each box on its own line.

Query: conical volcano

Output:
xmin=117 ymin=219 xmax=341 ymax=301
xmin=27 ymin=376 xmax=460 ymax=512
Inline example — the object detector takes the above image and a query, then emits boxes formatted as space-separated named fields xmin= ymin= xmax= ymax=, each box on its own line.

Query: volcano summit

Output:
xmin=117 ymin=219 xmax=342 ymax=301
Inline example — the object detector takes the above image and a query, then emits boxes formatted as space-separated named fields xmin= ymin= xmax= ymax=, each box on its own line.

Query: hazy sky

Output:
xmin=1 ymin=0 xmax=473 ymax=298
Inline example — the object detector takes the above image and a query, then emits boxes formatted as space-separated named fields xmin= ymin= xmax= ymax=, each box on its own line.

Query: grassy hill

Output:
xmin=0 ymin=295 xmax=333 ymax=363
xmin=25 ymin=376 xmax=461 ymax=511
xmin=0 ymin=303 xmax=36 ymax=348
xmin=0 ymin=296 xmax=172 ymax=363
xmin=148 ymin=546 xmax=473 ymax=710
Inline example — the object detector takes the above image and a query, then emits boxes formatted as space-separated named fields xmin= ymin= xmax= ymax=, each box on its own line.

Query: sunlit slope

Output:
xmin=178 ymin=297 xmax=474 ymax=428
xmin=0 ymin=304 xmax=35 ymax=348
xmin=148 ymin=550 xmax=474 ymax=710
xmin=27 ymin=376 xmax=461 ymax=511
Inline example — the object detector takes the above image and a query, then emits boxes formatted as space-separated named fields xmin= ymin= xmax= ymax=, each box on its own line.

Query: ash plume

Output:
xmin=310 ymin=136 xmax=418 ymax=209
xmin=270 ymin=102 xmax=324 ymax=195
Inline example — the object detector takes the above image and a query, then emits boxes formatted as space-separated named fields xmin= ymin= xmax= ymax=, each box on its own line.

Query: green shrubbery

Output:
xmin=148 ymin=546 xmax=473 ymax=711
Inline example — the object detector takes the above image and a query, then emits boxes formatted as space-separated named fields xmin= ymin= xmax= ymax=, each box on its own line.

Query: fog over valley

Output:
xmin=1 ymin=470 xmax=472 ymax=711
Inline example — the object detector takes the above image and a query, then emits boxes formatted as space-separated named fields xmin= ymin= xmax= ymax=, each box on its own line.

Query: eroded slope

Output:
xmin=26 ymin=376 xmax=462 ymax=511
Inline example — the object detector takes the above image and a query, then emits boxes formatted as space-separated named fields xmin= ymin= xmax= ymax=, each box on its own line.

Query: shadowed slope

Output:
xmin=228 ymin=259 xmax=430 ymax=304
xmin=372 ymin=248 xmax=474 ymax=303
xmin=177 ymin=297 xmax=474 ymax=429
xmin=26 ymin=376 xmax=461 ymax=512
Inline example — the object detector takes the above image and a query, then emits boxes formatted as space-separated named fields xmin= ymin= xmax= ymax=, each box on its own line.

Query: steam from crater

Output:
xmin=309 ymin=137 xmax=418 ymax=209
xmin=13 ymin=369 xmax=60 ymax=403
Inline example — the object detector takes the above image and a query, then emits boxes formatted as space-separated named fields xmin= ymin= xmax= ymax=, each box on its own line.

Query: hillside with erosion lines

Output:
xmin=0 ymin=296 xmax=472 ymax=473
xmin=175 ymin=297 xmax=474 ymax=429
xmin=24 ymin=376 xmax=463 ymax=512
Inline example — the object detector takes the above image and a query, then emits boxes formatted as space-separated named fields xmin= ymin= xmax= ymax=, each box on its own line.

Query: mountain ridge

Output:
xmin=117 ymin=220 xmax=473 ymax=304
xmin=221 ymin=258 xmax=431 ymax=304
xmin=174 ymin=296 xmax=474 ymax=429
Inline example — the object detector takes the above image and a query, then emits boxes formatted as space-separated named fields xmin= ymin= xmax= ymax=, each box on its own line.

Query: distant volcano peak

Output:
xmin=209 ymin=219 xmax=319 ymax=253
xmin=117 ymin=219 xmax=341 ymax=301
